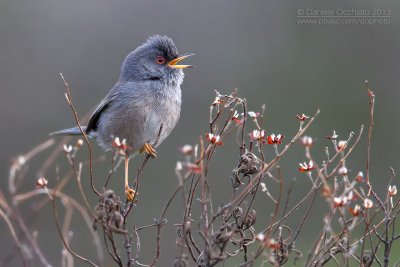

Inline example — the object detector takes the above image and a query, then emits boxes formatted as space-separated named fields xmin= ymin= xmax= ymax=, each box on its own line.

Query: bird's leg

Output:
xmin=124 ymin=156 xmax=136 ymax=202
xmin=143 ymin=142 xmax=157 ymax=158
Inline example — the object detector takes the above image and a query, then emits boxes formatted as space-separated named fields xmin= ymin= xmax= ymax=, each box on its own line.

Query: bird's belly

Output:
xmin=97 ymin=97 xmax=181 ymax=153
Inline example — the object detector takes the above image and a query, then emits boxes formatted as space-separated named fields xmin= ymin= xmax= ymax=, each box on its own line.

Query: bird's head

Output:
xmin=119 ymin=35 xmax=193 ymax=85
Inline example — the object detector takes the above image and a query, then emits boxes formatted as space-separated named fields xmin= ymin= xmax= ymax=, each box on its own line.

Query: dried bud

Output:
xmin=113 ymin=137 xmax=121 ymax=147
xmin=36 ymin=177 xmax=48 ymax=188
xmin=76 ymin=139 xmax=84 ymax=148
xmin=113 ymin=137 xmax=131 ymax=156
xmin=231 ymin=110 xmax=243 ymax=125
xmin=296 ymin=114 xmax=309 ymax=121
xmin=355 ymin=171 xmax=364 ymax=182
xmin=266 ymin=238 xmax=280 ymax=249
xmin=206 ymin=133 xmax=223 ymax=146
xmin=364 ymin=198 xmax=373 ymax=209
xmin=326 ymin=130 xmax=338 ymax=140
xmin=250 ymin=129 xmax=266 ymax=142
xmin=232 ymin=110 xmax=239 ymax=120
xmin=212 ymin=96 xmax=223 ymax=106
xmin=256 ymin=233 xmax=266 ymax=242
xmin=337 ymin=140 xmax=347 ymax=150
xmin=300 ymin=136 xmax=313 ymax=147
xmin=179 ymin=145 xmax=193 ymax=155
xmin=388 ymin=185 xmax=397 ymax=197
xmin=334 ymin=196 xmax=348 ymax=207
xmin=248 ymin=111 xmax=260 ymax=118
xmin=338 ymin=166 xmax=348 ymax=176
xmin=299 ymin=161 xmax=314 ymax=172
xmin=63 ymin=144 xmax=73 ymax=154
xmin=267 ymin=134 xmax=284 ymax=145
xmin=349 ymin=204 xmax=361 ymax=216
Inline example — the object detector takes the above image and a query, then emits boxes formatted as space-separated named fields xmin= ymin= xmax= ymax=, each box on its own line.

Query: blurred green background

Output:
xmin=1 ymin=0 xmax=400 ymax=266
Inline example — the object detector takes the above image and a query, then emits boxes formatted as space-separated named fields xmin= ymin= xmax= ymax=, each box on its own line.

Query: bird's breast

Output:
xmin=123 ymin=84 xmax=181 ymax=151
xmin=150 ymin=86 xmax=182 ymax=145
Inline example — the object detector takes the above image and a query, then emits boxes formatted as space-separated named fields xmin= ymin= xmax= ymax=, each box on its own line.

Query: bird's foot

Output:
xmin=125 ymin=186 xmax=137 ymax=202
xmin=143 ymin=142 xmax=157 ymax=158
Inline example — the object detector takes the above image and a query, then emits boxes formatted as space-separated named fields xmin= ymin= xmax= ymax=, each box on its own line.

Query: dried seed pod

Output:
xmin=173 ymin=254 xmax=190 ymax=267
xmin=244 ymin=210 xmax=256 ymax=228
xmin=231 ymin=151 xmax=261 ymax=188
xmin=232 ymin=206 xmax=243 ymax=219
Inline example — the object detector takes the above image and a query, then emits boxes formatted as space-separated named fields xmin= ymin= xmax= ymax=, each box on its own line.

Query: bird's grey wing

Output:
xmin=86 ymin=92 xmax=118 ymax=134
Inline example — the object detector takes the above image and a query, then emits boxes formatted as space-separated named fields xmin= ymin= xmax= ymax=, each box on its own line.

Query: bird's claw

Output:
xmin=125 ymin=186 xmax=136 ymax=202
xmin=144 ymin=142 xmax=157 ymax=158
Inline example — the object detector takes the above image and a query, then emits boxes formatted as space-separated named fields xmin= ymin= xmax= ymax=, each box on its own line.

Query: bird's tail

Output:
xmin=50 ymin=126 xmax=87 ymax=136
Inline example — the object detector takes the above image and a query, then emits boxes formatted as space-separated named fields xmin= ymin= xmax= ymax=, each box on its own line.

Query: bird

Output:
xmin=51 ymin=35 xmax=193 ymax=201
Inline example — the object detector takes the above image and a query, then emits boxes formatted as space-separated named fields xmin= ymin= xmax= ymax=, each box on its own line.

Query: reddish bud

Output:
xmin=36 ymin=177 xmax=48 ymax=188
xmin=388 ymin=185 xmax=397 ymax=197
xmin=206 ymin=133 xmax=223 ymax=146
xmin=349 ymin=204 xmax=361 ymax=216
xmin=299 ymin=161 xmax=315 ymax=172
xmin=267 ymin=134 xmax=284 ymax=145
xmin=296 ymin=114 xmax=309 ymax=121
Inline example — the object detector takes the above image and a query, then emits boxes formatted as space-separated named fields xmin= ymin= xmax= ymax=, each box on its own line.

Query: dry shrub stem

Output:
xmin=2 ymin=81 xmax=400 ymax=267
xmin=60 ymin=73 xmax=101 ymax=197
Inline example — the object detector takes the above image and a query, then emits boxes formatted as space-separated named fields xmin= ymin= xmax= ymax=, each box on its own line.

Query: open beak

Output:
xmin=168 ymin=53 xmax=194 ymax=69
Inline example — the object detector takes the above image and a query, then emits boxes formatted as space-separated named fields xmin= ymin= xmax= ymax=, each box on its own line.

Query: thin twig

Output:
xmin=0 ymin=208 xmax=29 ymax=267
xmin=48 ymin=186 xmax=98 ymax=267
xmin=60 ymin=73 xmax=101 ymax=197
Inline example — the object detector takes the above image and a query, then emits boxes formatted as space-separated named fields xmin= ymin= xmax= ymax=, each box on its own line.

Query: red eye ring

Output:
xmin=156 ymin=56 xmax=165 ymax=64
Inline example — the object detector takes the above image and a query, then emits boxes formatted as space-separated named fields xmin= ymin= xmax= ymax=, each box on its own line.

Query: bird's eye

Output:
xmin=156 ymin=56 xmax=165 ymax=64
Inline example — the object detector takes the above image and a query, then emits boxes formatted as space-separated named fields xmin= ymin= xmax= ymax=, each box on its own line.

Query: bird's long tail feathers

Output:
xmin=50 ymin=126 xmax=87 ymax=136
